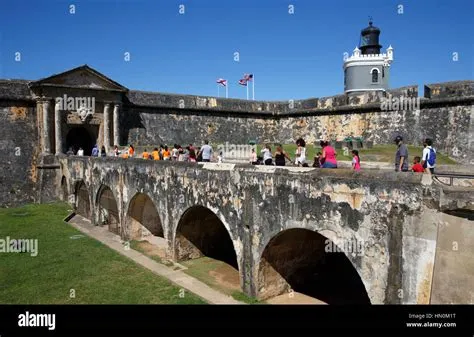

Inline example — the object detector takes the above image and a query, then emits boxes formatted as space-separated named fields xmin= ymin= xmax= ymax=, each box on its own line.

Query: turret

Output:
xmin=342 ymin=19 xmax=394 ymax=94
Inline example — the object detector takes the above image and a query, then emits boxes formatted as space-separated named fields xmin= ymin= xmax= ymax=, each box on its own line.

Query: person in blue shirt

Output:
xmin=91 ymin=144 xmax=99 ymax=157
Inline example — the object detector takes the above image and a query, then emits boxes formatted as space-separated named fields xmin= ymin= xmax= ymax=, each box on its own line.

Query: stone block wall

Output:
xmin=0 ymin=100 xmax=39 ymax=207
xmin=0 ymin=78 xmax=472 ymax=208
xmin=124 ymin=81 xmax=473 ymax=165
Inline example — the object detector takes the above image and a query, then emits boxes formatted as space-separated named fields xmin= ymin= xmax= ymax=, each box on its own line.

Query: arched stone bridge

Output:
xmin=57 ymin=156 xmax=472 ymax=304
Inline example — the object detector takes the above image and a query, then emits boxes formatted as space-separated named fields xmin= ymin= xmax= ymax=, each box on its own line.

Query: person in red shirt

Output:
xmin=411 ymin=156 xmax=424 ymax=173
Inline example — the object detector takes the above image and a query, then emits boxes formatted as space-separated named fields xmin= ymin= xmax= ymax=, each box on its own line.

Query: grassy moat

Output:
xmin=0 ymin=203 xmax=206 ymax=304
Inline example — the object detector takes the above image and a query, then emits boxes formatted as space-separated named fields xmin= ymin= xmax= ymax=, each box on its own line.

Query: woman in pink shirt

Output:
xmin=320 ymin=140 xmax=337 ymax=168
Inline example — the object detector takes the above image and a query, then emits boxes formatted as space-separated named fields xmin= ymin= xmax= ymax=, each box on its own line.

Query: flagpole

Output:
xmin=226 ymin=84 xmax=228 ymax=98
xmin=246 ymin=82 xmax=249 ymax=100
xmin=218 ymin=84 xmax=220 ymax=98
xmin=252 ymin=75 xmax=255 ymax=100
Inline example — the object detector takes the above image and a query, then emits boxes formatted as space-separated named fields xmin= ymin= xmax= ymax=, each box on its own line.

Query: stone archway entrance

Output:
xmin=65 ymin=126 xmax=97 ymax=156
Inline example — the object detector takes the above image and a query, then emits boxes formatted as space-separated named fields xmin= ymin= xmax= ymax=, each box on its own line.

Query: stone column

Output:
xmin=55 ymin=100 xmax=62 ymax=155
xmin=103 ymin=103 xmax=111 ymax=150
xmin=42 ymin=100 xmax=51 ymax=154
xmin=113 ymin=103 xmax=120 ymax=146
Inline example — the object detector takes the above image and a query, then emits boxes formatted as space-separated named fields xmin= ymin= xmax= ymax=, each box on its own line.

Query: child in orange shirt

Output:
xmin=162 ymin=146 xmax=171 ymax=160
xmin=151 ymin=148 xmax=160 ymax=160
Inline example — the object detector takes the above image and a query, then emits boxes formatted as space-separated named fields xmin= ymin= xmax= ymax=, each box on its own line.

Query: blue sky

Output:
xmin=0 ymin=0 xmax=472 ymax=100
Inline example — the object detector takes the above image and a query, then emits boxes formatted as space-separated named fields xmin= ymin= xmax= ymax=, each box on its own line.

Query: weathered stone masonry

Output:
xmin=0 ymin=66 xmax=473 ymax=304
xmin=0 ymin=66 xmax=472 ymax=207
xmin=58 ymin=156 xmax=473 ymax=304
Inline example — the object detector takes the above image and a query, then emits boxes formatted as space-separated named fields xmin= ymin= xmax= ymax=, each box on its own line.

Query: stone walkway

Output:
xmin=66 ymin=215 xmax=243 ymax=305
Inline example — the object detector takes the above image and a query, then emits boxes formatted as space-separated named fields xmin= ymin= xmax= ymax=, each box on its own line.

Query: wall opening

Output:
xmin=75 ymin=181 xmax=90 ymax=218
xmin=65 ymin=126 xmax=96 ymax=156
xmin=175 ymin=206 xmax=238 ymax=270
xmin=126 ymin=193 xmax=164 ymax=240
xmin=61 ymin=176 xmax=68 ymax=201
xmin=258 ymin=228 xmax=370 ymax=304
xmin=97 ymin=185 xmax=120 ymax=234
xmin=371 ymin=68 xmax=379 ymax=83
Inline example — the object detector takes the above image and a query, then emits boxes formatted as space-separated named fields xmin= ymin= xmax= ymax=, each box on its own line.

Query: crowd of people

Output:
xmin=68 ymin=135 xmax=437 ymax=174
xmin=394 ymin=136 xmax=437 ymax=174
xmin=106 ymin=140 xmax=215 ymax=163
xmin=252 ymin=138 xmax=356 ymax=170
xmin=250 ymin=136 xmax=437 ymax=174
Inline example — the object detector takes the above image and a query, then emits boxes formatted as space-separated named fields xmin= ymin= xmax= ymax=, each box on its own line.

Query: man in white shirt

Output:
xmin=421 ymin=138 xmax=436 ymax=174
xmin=199 ymin=140 xmax=213 ymax=162
xmin=77 ymin=147 xmax=84 ymax=156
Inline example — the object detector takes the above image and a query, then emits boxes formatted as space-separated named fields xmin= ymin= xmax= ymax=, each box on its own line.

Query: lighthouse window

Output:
xmin=371 ymin=69 xmax=379 ymax=83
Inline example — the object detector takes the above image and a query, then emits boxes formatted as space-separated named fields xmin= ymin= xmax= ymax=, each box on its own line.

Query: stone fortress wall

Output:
xmin=0 ymin=77 xmax=472 ymax=208
xmin=123 ymin=81 xmax=473 ymax=166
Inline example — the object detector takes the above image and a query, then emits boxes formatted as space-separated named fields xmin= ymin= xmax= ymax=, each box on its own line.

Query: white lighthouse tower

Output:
xmin=343 ymin=19 xmax=394 ymax=94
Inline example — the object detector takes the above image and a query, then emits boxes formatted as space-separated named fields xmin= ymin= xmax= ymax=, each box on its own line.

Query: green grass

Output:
xmin=0 ymin=203 xmax=206 ymax=304
xmin=181 ymin=257 xmax=263 ymax=304
xmin=255 ymin=144 xmax=457 ymax=165
xmin=230 ymin=291 xmax=262 ymax=304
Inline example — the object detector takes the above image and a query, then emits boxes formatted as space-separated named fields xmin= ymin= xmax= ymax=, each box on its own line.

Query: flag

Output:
xmin=216 ymin=78 xmax=227 ymax=86
xmin=244 ymin=73 xmax=253 ymax=81
xmin=238 ymin=79 xmax=247 ymax=86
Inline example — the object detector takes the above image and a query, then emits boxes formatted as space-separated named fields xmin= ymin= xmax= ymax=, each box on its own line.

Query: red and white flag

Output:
xmin=243 ymin=73 xmax=253 ymax=81
xmin=216 ymin=78 xmax=227 ymax=86
xmin=238 ymin=78 xmax=247 ymax=86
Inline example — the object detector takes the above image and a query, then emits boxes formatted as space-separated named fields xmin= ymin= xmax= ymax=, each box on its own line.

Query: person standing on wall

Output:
xmin=162 ymin=145 xmax=171 ymax=160
xmin=261 ymin=144 xmax=273 ymax=165
xmin=352 ymin=150 xmax=361 ymax=171
xmin=421 ymin=138 xmax=436 ymax=174
xmin=411 ymin=156 xmax=424 ymax=173
xmin=113 ymin=145 xmax=120 ymax=157
xmin=394 ymin=136 xmax=409 ymax=172
xmin=320 ymin=140 xmax=337 ymax=168
xmin=151 ymin=147 xmax=159 ymax=160
xmin=199 ymin=140 xmax=213 ymax=162
xmin=249 ymin=148 xmax=258 ymax=165
xmin=91 ymin=144 xmax=99 ymax=157
xmin=294 ymin=138 xmax=307 ymax=167
xmin=274 ymin=144 xmax=291 ymax=166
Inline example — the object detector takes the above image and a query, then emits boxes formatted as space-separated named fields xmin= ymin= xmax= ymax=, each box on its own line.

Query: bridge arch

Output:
xmin=125 ymin=193 xmax=164 ymax=241
xmin=96 ymin=185 xmax=120 ymax=234
xmin=257 ymin=228 xmax=371 ymax=304
xmin=174 ymin=205 xmax=239 ymax=271
xmin=74 ymin=180 xmax=91 ymax=219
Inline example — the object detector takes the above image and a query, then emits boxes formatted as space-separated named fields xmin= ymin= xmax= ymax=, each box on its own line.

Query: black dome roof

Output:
xmin=361 ymin=20 xmax=380 ymax=34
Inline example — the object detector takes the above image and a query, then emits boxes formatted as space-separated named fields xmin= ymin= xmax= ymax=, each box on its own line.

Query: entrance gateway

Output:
xmin=29 ymin=65 xmax=128 ymax=156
